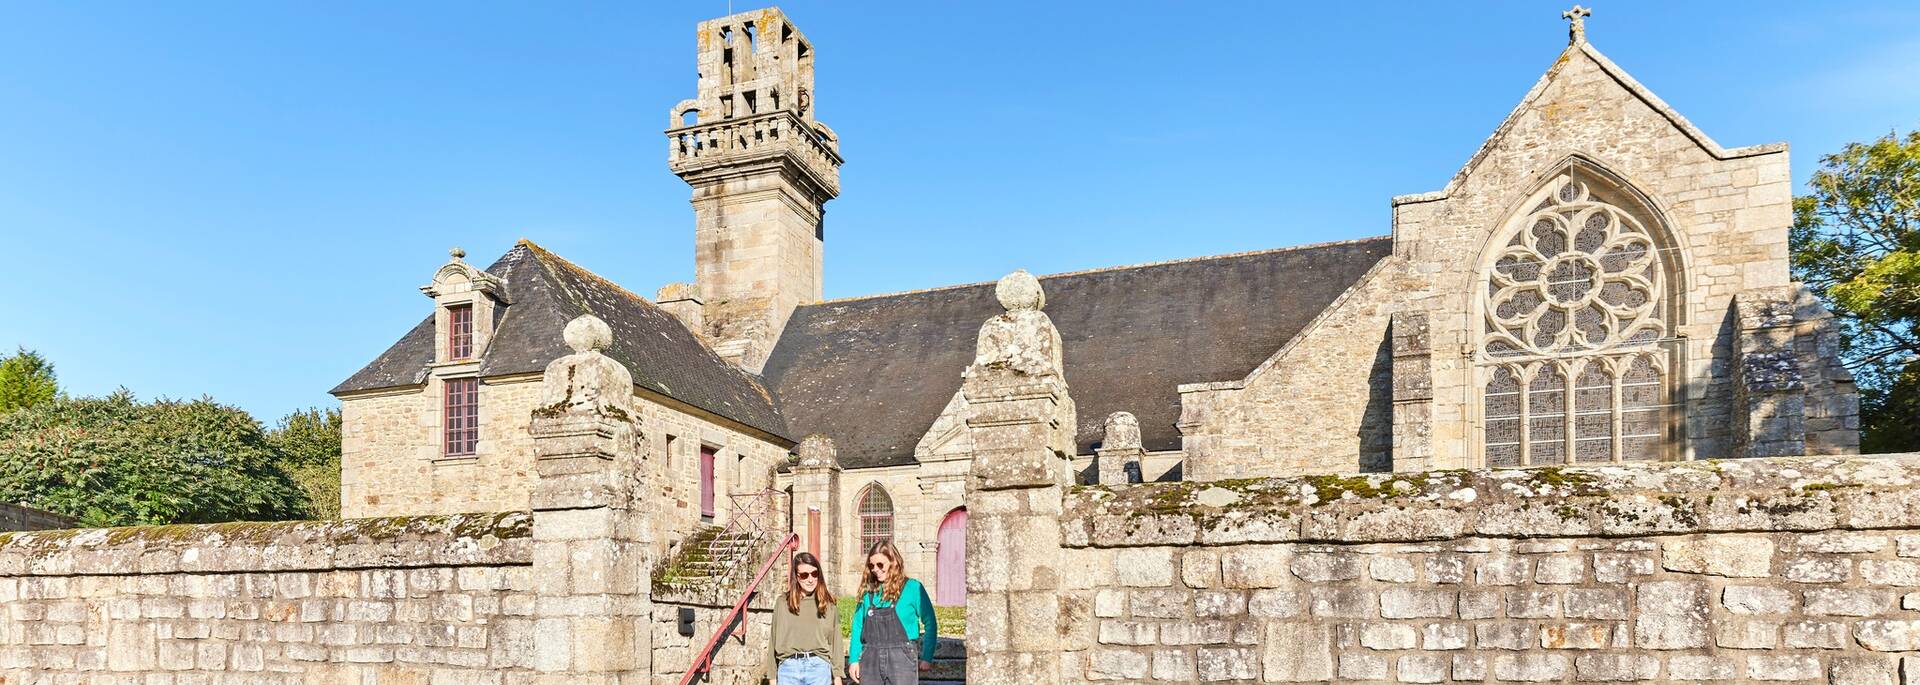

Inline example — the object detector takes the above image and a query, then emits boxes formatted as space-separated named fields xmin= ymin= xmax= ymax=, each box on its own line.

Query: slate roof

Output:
xmin=331 ymin=241 xmax=791 ymax=441
xmin=760 ymin=237 xmax=1394 ymax=470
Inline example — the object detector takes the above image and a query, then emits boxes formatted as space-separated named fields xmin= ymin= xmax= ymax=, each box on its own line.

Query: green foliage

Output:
xmin=0 ymin=347 xmax=59 ymax=414
xmin=0 ymin=392 xmax=310 ymax=526
xmin=1790 ymin=129 xmax=1920 ymax=451
xmin=835 ymin=596 xmax=966 ymax=639
xmin=267 ymin=407 xmax=342 ymax=519
xmin=1862 ymin=364 xmax=1920 ymax=454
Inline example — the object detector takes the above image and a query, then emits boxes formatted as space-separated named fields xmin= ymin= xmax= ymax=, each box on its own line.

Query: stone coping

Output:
xmin=1066 ymin=454 xmax=1920 ymax=548
xmin=0 ymin=510 xmax=530 ymax=576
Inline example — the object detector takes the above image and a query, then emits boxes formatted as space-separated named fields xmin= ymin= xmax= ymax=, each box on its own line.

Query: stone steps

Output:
xmin=928 ymin=637 xmax=966 ymax=682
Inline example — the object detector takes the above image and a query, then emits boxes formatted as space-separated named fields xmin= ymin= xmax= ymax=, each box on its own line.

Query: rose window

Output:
xmin=1484 ymin=176 xmax=1665 ymax=358
xmin=1478 ymin=172 xmax=1675 ymax=466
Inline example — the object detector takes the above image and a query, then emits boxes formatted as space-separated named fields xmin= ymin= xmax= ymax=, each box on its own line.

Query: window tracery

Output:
xmin=857 ymin=484 xmax=894 ymax=551
xmin=1479 ymin=171 xmax=1675 ymax=466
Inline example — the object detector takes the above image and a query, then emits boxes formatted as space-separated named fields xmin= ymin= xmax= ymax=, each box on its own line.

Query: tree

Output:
xmin=267 ymin=407 xmax=342 ymax=519
xmin=1790 ymin=129 xmax=1920 ymax=452
xmin=0 ymin=392 xmax=310 ymax=526
xmin=0 ymin=347 xmax=59 ymax=414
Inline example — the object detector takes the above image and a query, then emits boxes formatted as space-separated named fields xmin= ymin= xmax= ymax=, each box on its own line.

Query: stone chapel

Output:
xmin=331 ymin=7 xmax=1859 ymax=597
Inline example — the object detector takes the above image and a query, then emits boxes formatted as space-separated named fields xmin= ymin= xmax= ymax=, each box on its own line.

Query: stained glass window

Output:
xmin=1478 ymin=172 xmax=1673 ymax=465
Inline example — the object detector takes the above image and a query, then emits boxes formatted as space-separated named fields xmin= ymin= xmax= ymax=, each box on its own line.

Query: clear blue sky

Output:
xmin=2 ymin=1 xmax=1916 ymax=423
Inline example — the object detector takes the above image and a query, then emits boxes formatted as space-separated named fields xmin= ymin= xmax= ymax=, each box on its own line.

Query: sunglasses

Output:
xmin=795 ymin=570 xmax=818 ymax=580
xmin=868 ymin=561 xmax=892 ymax=570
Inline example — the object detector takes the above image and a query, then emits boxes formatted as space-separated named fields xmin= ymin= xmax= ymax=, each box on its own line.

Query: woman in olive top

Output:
xmin=847 ymin=541 xmax=937 ymax=685
xmin=768 ymin=552 xmax=842 ymax=685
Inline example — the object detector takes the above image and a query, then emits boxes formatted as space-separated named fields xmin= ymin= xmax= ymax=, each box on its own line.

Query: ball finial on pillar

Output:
xmin=995 ymin=269 xmax=1045 ymax=312
xmin=563 ymin=315 xmax=614 ymax=353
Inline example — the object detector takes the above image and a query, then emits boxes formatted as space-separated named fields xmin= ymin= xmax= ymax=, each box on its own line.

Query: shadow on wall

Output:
xmin=1359 ymin=332 xmax=1394 ymax=473
xmin=1704 ymin=302 xmax=1739 ymax=457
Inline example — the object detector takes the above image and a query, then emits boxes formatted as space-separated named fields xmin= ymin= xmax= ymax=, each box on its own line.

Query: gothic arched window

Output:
xmin=1479 ymin=169 xmax=1676 ymax=466
xmin=856 ymin=484 xmax=894 ymax=552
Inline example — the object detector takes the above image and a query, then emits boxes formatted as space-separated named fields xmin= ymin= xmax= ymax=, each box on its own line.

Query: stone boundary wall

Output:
xmin=1032 ymin=454 xmax=1920 ymax=684
xmin=0 ymin=512 xmax=534 ymax=681
xmin=650 ymin=599 xmax=773 ymax=684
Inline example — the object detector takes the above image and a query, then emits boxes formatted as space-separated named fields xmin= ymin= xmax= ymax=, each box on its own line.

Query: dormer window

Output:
xmin=448 ymin=304 xmax=474 ymax=360
xmin=422 ymin=247 xmax=507 ymax=365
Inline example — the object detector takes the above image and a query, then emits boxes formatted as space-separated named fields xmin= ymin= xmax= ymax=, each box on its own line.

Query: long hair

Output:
xmin=785 ymin=552 xmax=834 ymax=618
xmin=861 ymin=541 xmax=907 ymax=604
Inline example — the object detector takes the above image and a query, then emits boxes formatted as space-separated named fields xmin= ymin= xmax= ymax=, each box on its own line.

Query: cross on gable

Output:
xmin=1562 ymin=5 xmax=1592 ymax=43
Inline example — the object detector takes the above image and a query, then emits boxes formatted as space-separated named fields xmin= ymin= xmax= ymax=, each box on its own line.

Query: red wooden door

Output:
xmin=936 ymin=508 xmax=967 ymax=606
xmin=699 ymin=446 xmax=717 ymax=520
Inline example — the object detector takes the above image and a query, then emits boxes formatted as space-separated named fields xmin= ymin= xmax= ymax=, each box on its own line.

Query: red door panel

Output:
xmin=936 ymin=508 xmax=967 ymax=606
xmin=699 ymin=446 xmax=716 ymax=520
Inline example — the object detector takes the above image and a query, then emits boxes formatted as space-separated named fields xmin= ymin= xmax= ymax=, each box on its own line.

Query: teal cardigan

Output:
xmin=847 ymin=578 xmax=938 ymax=665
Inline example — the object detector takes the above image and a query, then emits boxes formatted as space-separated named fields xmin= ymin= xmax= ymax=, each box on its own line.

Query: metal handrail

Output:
xmin=723 ymin=488 xmax=786 ymax=542
xmin=677 ymin=531 xmax=799 ymax=685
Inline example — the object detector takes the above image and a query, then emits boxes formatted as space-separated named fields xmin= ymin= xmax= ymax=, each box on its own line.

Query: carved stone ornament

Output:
xmin=794 ymin=434 xmax=839 ymax=470
xmin=968 ymin=270 xmax=1062 ymax=379
xmin=421 ymin=246 xmax=507 ymax=300
xmin=1102 ymin=412 xmax=1142 ymax=451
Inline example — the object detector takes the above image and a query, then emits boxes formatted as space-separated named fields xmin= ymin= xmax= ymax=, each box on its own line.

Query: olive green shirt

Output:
xmin=766 ymin=600 xmax=844 ymax=678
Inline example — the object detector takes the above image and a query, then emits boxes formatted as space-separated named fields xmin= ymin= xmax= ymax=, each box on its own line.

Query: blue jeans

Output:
xmin=777 ymin=654 xmax=832 ymax=685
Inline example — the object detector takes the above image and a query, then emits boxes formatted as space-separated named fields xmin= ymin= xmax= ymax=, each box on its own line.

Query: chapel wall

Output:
xmin=1389 ymin=46 xmax=1800 ymax=469
xmin=830 ymin=463 xmax=965 ymax=600
xmin=975 ymin=453 xmax=1920 ymax=684
xmin=0 ymin=512 xmax=533 ymax=680
xmin=1177 ymin=260 xmax=1406 ymax=481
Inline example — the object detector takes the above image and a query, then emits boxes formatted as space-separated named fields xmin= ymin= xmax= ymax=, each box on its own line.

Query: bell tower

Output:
xmin=666 ymin=7 xmax=842 ymax=372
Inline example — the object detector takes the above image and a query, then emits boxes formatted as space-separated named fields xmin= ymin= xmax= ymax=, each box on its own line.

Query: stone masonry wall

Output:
xmin=990 ymin=454 xmax=1920 ymax=684
xmin=342 ymin=377 xmax=793 ymax=557
xmin=650 ymin=596 xmax=773 ymax=685
xmin=0 ymin=512 xmax=533 ymax=682
xmin=340 ymin=375 xmax=543 ymax=518
xmin=1178 ymin=257 xmax=1405 ymax=481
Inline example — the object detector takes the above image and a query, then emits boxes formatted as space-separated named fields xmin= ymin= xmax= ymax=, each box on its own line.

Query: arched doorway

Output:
xmin=935 ymin=507 xmax=967 ymax=606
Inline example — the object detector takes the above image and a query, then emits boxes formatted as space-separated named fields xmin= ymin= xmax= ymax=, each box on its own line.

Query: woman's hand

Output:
xmin=919 ymin=660 xmax=933 ymax=673
xmin=848 ymin=663 xmax=860 ymax=682
xmin=833 ymin=678 xmax=843 ymax=685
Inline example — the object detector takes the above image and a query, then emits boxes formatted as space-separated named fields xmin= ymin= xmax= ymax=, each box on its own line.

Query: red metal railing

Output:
xmin=677 ymin=531 xmax=798 ymax=685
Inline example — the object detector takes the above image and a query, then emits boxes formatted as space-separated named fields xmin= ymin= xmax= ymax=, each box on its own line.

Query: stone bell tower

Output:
xmin=665 ymin=7 xmax=842 ymax=373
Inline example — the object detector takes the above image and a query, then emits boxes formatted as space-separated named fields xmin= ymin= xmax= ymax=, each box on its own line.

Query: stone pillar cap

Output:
xmin=996 ymin=269 xmax=1045 ymax=312
xmin=564 ymin=315 xmax=614 ymax=353
xmin=795 ymin=434 xmax=840 ymax=469
xmin=1101 ymin=411 xmax=1142 ymax=451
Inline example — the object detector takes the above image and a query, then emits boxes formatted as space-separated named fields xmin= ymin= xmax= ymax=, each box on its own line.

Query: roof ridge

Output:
xmin=812 ymin=235 xmax=1392 ymax=306
xmin=517 ymin=240 xmax=783 ymax=401
xmin=514 ymin=239 xmax=658 ymax=308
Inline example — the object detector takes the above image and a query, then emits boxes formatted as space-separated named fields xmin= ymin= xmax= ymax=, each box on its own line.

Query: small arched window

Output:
xmin=1478 ymin=167 xmax=1678 ymax=465
xmin=856 ymin=485 xmax=894 ymax=553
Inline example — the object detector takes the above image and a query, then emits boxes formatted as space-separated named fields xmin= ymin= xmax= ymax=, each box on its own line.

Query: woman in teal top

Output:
xmin=847 ymin=541 xmax=937 ymax=685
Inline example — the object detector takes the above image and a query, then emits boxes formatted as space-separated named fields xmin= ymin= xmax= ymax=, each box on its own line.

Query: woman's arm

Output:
xmin=830 ymin=605 xmax=846 ymax=675
xmin=916 ymin=581 xmax=939 ymax=665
